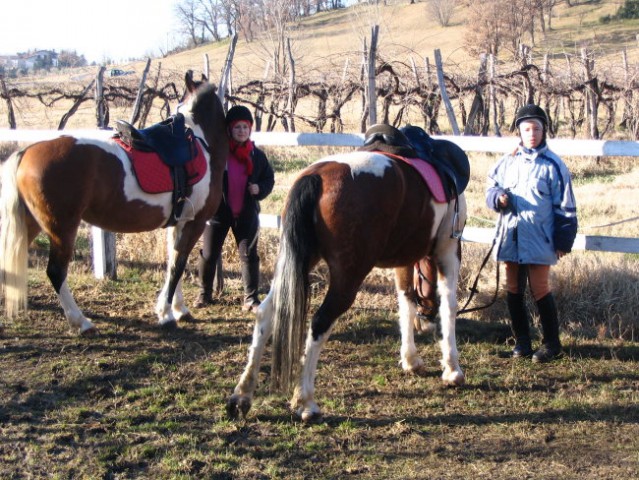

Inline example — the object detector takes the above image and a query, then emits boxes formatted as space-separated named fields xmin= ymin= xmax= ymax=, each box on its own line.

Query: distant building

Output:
xmin=0 ymin=50 xmax=59 ymax=71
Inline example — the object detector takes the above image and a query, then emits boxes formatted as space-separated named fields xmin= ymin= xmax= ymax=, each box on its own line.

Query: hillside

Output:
xmin=4 ymin=0 xmax=639 ymax=132
xmin=151 ymin=0 xmax=632 ymax=85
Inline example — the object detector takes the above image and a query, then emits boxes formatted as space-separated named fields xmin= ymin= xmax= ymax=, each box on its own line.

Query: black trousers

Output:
xmin=199 ymin=204 xmax=260 ymax=304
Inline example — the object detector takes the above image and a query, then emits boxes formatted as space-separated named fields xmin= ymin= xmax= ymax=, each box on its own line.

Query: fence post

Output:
xmin=93 ymin=66 xmax=117 ymax=280
xmin=434 ymin=48 xmax=460 ymax=135
xmin=130 ymin=58 xmax=152 ymax=125
xmin=367 ymin=25 xmax=379 ymax=127
xmin=1 ymin=77 xmax=16 ymax=129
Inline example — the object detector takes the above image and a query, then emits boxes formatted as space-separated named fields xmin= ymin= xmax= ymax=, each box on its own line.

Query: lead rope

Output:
xmin=457 ymin=212 xmax=504 ymax=315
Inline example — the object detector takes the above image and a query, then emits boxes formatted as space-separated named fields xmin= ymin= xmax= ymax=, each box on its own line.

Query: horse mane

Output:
xmin=190 ymin=84 xmax=223 ymax=128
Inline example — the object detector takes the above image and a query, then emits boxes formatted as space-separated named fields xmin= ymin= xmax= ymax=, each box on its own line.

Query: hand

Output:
xmin=498 ymin=193 xmax=509 ymax=209
xmin=248 ymin=183 xmax=259 ymax=196
xmin=556 ymin=250 xmax=567 ymax=259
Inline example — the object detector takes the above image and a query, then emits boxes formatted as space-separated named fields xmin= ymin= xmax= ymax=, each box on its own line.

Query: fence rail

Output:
xmin=1 ymin=130 xmax=637 ymax=278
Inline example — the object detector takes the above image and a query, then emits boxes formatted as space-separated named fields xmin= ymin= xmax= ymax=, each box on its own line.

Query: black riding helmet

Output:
xmin=514 ymin=104 xmax=548 ymax=128
xmin=226 ymin=105 xmax=254 ymax=127
xmin=515 ymin=104 xmax=548 ymax=146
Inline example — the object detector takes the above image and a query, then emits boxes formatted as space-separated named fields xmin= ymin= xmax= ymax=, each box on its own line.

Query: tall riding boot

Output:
xmin=507 ymin=292 xmax=533 ymax=358
xmin=533 ymin=293 xmax=562 ymax=363
xmin=196 ymin=250 xmax=216 ymax=307
xmin=241 ymin=259 xmax=260 ymax=311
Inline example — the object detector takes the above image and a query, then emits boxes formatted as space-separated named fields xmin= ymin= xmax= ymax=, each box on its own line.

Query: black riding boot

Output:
xmin=196 ymin=250 xmax=215 ymax=307
xmin=533 ymin=293 xmax=562 ymax=363
xmin=507 ymin=292 xmax=533 ymax=358
xmin=241 ymin=259 xmax=260 ymax=311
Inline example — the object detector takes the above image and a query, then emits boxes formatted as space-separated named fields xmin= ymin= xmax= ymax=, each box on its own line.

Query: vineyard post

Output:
xmin=1 ymin=77 xmax=16 ymax=129
xmin=434 ymin=48 xmax=459 ymax=135
xmin=93 ymin=65 xmax=117 ymax=280
xmin=367 ymin=25 xmax=379 ymax=127
xmin=130 ymin=58 xmax=152 ymax=125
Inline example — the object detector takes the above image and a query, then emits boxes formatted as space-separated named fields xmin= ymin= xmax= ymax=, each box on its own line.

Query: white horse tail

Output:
xmin=0 ymin=150 xmax=29 ymax=318
xmin=270 ymin=174 xmax=322 ymax=393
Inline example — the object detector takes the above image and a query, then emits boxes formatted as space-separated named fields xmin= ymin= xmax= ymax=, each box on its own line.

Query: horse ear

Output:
xmin=185 ymin=70 xmax=195 ymax=93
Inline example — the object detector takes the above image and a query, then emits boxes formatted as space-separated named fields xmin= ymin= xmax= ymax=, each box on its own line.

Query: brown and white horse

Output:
xmin=0 ymin=72 xmax=227 ymax=334
xmin=228 ymin=144 xmax=467 ymax=422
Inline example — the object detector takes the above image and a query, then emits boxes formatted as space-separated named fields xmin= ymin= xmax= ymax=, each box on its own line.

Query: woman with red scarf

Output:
xmin=196 ymin=105 xmax=274 ymax=312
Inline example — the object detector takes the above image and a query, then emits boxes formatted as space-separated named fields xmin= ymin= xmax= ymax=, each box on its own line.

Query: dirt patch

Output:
xmin=1 ymin=268 xmax=638 ymax=479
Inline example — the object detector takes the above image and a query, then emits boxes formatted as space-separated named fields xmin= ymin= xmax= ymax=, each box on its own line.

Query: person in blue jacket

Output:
xmin=486 ymin=104 xmax=578 ymax=363
xmin=196 ymin=105 xmax=274 ymax=313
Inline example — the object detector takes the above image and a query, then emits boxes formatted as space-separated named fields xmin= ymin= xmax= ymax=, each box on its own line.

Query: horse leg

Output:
xmin=435 ymin=245 xmax=465 ymax=386
xmin=292 ymin=277 xmax=362 ymax=422
xmin=156 ymin=224 xmax=198 ymax=326
xmin=227 ymin=288 xmax=275 ymax=419
xmin=394 ymin=266 xmax=425 ymax=372
xmin=47 ymin=233 xmax=97 ymax=335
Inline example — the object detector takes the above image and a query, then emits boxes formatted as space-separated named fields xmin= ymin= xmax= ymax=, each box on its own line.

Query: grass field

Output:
xmin=1 ymin=142 xmax=638 ymax=479
xmin=1 ymin=1 xmax=639 ymax=477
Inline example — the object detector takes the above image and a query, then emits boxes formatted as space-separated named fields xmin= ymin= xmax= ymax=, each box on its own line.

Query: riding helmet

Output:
xmin=226 ymin=105 xmax=254 ymax=126
xmin=514 ymin=104 xmax=548 ymax=128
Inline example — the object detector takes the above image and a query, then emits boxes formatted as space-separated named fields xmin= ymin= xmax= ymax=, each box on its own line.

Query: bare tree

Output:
xmin=198 ymin=0 xmax=225 ymax=41
xmin=175 ymin=0 xmax=205 ymax=46
xmin=463 ymin=0 xmax=539 ymax=60
xmin=426 ymin=0 xmax=457 ymax=27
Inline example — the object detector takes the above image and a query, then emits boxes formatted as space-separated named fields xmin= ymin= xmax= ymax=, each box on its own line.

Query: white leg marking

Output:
xmin=233 ymin=289 xmax=275 ymax=399
xmin=397 ymin=288 xmax=424 ymax=372
xmin=437 ymin=255 xmax=465 ymax=386
xmin=292 ymin=326 xmax=332 ymax=421
xmin=156 ymin=227 xmax=179 ymax=326
xmin=58 ymin=281 xmax=95 ymax=334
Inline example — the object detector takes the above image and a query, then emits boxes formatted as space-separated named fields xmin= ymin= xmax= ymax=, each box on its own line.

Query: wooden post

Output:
xmin=129 ymin=58 xmax=151 ymax=125
xmin=219 ymin=34 xmax=238 ymax=108
xmin=489 ymin=54 xmax=501 ymax=136
xmin=410 ymin=56 xmax=421 ymax=89
xmin=581 ymin=48 xmax=599 ymax=139
xmin=464 ymin=53 xmax=488 ymax=135
xmin=93 ymin=65 xmax=117 ymax=280
xmin=1 ymin=77 xmax=17 ymax=129
xmin=424 ymin=56 xmax=432 ymax=90
xmin=434 ymin=48 xmax=460 ymax=135
xmin=286 ymin=37 xmax=296 ymax=132
xmin=203 ymin=53 xmax=210 ymax=80
xmin=360 ymin=37 xmax=368 ymax=132
xmin=367 ymin=25 xmax=379 ymax=127
xmin=95 ymin=66 xmax=107 ymax=129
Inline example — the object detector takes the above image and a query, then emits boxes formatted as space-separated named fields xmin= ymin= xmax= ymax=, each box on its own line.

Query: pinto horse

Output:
xmin=228 ymin=125 xmax=468 ymax=422
xmin=0 ymin=71 xmax=227 ymax=333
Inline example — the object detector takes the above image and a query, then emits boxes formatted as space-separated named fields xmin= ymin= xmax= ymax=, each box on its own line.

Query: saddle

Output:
xmin=114 ymin=114 xmax=202 ymax=226
xmin=400 ymin=125 xmax=470 ymax=198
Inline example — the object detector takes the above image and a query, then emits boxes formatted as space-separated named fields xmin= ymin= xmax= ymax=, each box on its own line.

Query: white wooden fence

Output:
xmin=1 ymin=129 xmax=638 ymax=278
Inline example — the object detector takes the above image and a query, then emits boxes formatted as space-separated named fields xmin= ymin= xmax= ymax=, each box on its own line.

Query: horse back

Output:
xmin=302 ymin=152 xmax=445 ymax=268
xmin=17 ymin=136 xmax=168 ymax=232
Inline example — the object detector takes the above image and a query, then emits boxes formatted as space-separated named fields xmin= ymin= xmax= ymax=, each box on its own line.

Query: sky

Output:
xmin=1 ymin=0 xmax=180 ymax=64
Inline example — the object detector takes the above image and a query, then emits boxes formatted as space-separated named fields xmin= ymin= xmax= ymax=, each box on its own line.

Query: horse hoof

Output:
xmin=178 ymin=312 xmax=195 ymax=323
xmin=400 ymin=356 xmax=424 ymax=373
xmin=442 ymin=370 xmax=465 ymax=387
xmin=227 ymin=394 xmax=252 ymax=419
xmin=79 ymin=326 xmax=99 ymax=337
xmin=160 ymin=320 xmax=178 ymax=330
xmin=298 ymin=408 xmax=323 ymax=423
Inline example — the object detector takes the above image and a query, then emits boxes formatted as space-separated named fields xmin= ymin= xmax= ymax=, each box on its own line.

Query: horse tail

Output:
xmin=270 ymin=173 xmax=321 ymax=393
xmin=0 ymin=150 xmax=29 ymax=318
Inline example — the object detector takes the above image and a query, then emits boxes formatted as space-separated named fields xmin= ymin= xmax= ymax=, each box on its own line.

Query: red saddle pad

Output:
xmin=114 ymin=138 xmax=207 ymax=194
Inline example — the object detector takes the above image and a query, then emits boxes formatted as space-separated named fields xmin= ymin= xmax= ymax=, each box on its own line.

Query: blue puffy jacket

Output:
xmin=486 ymin=143 xmax=578 ymax=265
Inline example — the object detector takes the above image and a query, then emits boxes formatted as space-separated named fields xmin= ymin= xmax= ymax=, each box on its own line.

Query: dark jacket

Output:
xmin=218 ymin=145 xmax=274 ymax=219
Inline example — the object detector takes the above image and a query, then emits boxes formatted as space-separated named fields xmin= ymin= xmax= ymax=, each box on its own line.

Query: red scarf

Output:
xmin=228 ymin=138 xmax=254 ymax=175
